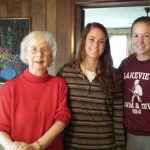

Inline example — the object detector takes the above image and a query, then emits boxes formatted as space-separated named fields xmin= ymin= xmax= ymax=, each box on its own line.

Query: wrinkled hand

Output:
xmin=30 ymin=142 xmax=41 ymax=150
xmin=8 ymin=141 xmax=33 ymax=150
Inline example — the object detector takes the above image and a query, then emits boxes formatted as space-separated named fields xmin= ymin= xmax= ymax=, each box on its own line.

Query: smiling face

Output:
xmin=26 ymin=39 xmax=51 ymax=76
xmin=132 ymin=22 xmax=150 ymax=60
xmin=85 ymin=27 xmax=105 ymax=61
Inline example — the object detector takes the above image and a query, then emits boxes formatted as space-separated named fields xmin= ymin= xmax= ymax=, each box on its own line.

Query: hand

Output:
xmin=8 ymin=141 xmax=33 ymax=150
xmin=30 ymin=142 xmax=41 ymax=150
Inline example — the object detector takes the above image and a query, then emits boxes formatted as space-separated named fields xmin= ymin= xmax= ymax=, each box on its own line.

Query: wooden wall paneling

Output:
xmin=21 ymin=0 xmax=31 ymax=17
xmin=70 ymin=0 xmax=76 ymax=59
xmin=31 ymin=0 xmax=46 ymax=31
xmin=75 ymin=5 xmax=84 ymax=56
xmin=0 ymin=0 xmax=7 ymax=17
xmin=46 ymin=0 xmax=56 ymax=75
xmin=7 ymin=0 xmax=22 ymax=17
xmin=46 ymin=0 xmax=56 ymax=38
xmin=56 ymin=0 xmax=72 ymax=72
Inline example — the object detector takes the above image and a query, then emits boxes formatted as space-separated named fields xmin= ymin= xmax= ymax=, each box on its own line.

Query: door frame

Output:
xmin=71 ymin=0 xmax=150 ymax=57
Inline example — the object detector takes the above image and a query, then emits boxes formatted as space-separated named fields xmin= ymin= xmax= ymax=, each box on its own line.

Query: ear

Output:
xmin=25 ymin=51 xmax=29 ymax=63
xmin=48 ymin=55 xmax=53 ymax=67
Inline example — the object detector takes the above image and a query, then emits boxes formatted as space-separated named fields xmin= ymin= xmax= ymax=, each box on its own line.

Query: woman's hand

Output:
xmin=30 ymin=142 xmax=41 ymax=150
xmin=9 ymin=141 xmax=33 ymax=150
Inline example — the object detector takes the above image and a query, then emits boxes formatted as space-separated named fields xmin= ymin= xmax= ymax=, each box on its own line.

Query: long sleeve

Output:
xmin=0 ymin=83 xmax=12 ymax=134
xmin=54 ymin=78 xmax=71 ymax=125
xmin=113 ymin=74 xmax=125 ymax=150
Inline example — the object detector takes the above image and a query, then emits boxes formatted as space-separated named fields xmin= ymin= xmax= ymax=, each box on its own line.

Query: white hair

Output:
xmin=20 ymin=31 xmax=57 ymax=65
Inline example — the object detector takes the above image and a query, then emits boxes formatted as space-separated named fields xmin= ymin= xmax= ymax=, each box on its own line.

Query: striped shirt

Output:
xmin=58 ymin=60 xmax=125 ymax=150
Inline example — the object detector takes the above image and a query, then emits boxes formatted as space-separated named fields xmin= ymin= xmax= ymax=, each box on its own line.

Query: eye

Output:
xmin=28 ymin=47 xmax=37 ymax=52
xmin=88 ymin=38 xmax=94 ymax=41
xmin=41 ymin=47 xmax=50 ymax=53
xmin=144 ymin=33 xmax=150 ymax=38
xmin=99 ymin=40 xmax=105 ymax=44
xmin=41 ymin=48 xmax=46 ymax=51
xmin=132 ymin=34 xmax=138 ymax=38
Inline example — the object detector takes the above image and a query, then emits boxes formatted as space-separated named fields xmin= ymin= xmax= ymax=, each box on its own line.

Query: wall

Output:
xmin=0 ymin=0 xmax=73 ymax=75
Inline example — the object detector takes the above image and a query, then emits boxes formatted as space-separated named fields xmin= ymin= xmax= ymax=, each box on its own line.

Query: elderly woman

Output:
xmin=0 ymin=31 xmax=71 ymax=150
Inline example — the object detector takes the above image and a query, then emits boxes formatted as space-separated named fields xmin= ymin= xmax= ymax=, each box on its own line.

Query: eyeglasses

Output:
xmin=27 ymin=47 xmax=50 ymax=53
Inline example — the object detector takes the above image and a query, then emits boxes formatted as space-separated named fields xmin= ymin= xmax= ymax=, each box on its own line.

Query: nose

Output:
xmin=93 ymin=40 xmax=99 ymax=48
xmin=36 ymin=49 xmax=43 ymax=57
xmin=138 ymin=36 xmax=144 ymax=44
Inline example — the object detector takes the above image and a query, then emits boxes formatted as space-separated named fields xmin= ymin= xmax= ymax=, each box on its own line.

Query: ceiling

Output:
xmin=84 ymin=6 xmax=150 ymax=28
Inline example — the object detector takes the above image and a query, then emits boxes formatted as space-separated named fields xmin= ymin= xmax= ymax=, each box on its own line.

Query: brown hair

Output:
xmin=77 ymin=22 xmax=117 ymax=97
xmin=130 ymin=16 xmax=150 ymax=57
xmin=131 ymin=16 xmax=150 ymax=35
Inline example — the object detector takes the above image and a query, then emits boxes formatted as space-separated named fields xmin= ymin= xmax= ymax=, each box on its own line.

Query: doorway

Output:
xmin=83 ymin=6 xmax=149 ymax=67
xmin=72 ymin=0 xmax=150 ymax=67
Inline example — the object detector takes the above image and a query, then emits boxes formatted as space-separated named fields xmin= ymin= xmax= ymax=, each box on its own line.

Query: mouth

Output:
xmin=138 ymin=45 xmax=145 ymax=49
xmin=91 ymin=50 xmax=100 ymax=55
xmin=35 ymin=60 xmax=43 ymax=64
xmin=90 ymin=48 xmax=98 ymax=52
